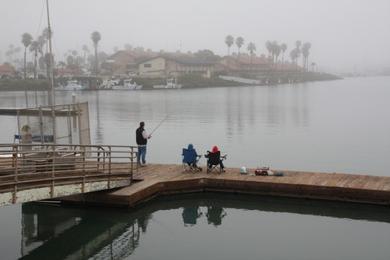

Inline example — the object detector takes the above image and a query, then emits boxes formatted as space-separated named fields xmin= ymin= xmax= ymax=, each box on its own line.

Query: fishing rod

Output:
xmin=149 ymin=115 xmax=169 ymax=136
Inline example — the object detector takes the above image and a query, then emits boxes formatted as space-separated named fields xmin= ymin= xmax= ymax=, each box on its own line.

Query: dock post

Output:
xmin=130 ymin=147 xmax=134 ymax=183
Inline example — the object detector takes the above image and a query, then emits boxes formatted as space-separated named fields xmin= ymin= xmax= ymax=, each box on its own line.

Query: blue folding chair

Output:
xmin=182 ymin=148 xmax=202 ymax=172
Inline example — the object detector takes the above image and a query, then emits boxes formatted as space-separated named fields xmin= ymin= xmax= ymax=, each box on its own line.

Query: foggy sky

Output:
xmin=0 ymin=0 xmax=389 ymax=73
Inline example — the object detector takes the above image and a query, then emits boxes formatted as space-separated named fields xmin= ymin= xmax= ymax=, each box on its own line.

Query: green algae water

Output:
xmin=2 ymin=193 xmax=390 ymax=260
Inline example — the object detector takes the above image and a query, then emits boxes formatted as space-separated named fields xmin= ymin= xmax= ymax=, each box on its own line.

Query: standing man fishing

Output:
xmin=136 ymin=122 xmax=151 ymax=166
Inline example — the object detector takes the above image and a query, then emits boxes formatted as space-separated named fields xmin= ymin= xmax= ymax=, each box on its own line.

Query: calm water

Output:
xmin=1 ymin=76 xmax=389 ymax=175
xmin=1 ymin=77 xmax=390 ymax=259
xmin=2 ymin=193 xmax=390 ymax=260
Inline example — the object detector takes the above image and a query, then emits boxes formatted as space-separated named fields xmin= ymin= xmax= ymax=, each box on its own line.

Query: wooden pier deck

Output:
xmin=62 ymin=164 xmax=390 ymax=207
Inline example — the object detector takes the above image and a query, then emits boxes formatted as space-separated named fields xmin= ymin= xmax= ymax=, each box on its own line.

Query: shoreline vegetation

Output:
xmin=0 ymin=72 xmax=341 ymax=91
xmin=2 ymin=31 xmax=342 ymax=92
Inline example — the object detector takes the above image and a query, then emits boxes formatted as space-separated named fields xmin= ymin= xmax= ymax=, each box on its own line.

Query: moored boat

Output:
xmin=153 ymin=78 xmax=182 ymax=89
xmin=56 ymin=80 xmax=87 ymax=91
xmin=100 ymin=78 xmax=143 ymax=90
xmin=112 ymin=79 xmax=143 ymax=90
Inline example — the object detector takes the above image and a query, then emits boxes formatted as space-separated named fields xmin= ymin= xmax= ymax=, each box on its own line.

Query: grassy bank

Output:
xmin=238 ymin=71 xmax=342 ymax=84
xmin=134 ymin=72 xmax=341 ymax=90
xmin=296 ymin=72 xmax=341 ymax=81
xmin=0 ymin=79 xmax=49 ymax=91
xmin=179 ymin=75 xmax=249 ymax=88
xmin=132 ymin=75 xmax=249 ymax=90
xmin=0 ymin=71 xmax=341 ymax=91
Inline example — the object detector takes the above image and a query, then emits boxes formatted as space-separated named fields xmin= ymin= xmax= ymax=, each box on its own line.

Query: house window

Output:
xmin=144 ymin=64 xmax=152 ymax=68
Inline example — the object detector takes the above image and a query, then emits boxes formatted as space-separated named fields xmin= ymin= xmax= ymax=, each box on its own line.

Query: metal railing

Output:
xmin=0 ymin=144 xmax=138 ymax=204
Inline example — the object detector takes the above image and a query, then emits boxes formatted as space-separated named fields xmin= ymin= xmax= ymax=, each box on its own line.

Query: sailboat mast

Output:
xmin=46 ymin=0 xmax=56 ymax=145
xmin=46 ymin=0 xmax=55 ymax=106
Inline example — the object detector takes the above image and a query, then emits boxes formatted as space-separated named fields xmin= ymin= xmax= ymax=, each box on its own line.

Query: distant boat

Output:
xmin=98 ymin=79 xmax=113 ymax=90
xmin=153 ymin=78 xmax=182 ymax=89
xmin=112 ymin=79 xmax=143 ymax=90
xmin=56 ymin=80 xmax=86 ymax=91
xmin=100 ymin=78 xmax=143 ymax=90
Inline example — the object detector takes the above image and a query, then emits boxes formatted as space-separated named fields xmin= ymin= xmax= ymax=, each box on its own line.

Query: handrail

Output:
xmin=0 ymin=143 xmax=138 ymax=205
xmin=0 ymin=143 xmax=139 ymax=149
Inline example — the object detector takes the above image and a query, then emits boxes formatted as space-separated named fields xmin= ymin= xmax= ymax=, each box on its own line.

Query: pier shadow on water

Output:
xmin=19 ymin=193 xmax=390 ymax=259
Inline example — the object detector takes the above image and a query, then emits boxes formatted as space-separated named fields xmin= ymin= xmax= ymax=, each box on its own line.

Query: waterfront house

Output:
xmin=101 ymin=50 xmax=157 ymax=77
xmin=137 ymin=55 xmax=217 ymax=78
xmin=101 ymin=51 xmax=137 ymax=76
xmin=0 ymin=63 xmax=16 ymax=78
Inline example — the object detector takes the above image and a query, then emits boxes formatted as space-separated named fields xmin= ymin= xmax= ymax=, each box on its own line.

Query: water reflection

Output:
xmin=291 ymin=84 xmax=309 ymax=127
xmin=206 ymin=206 xmax=226 ymax=226
xmin=182 ymin=206 xmax=202 ymax=226
xmin=20 ymin=204 xmax=148 ymax=260
xmin=182 ymin=204 xmax=227 ymax=227
xmin=18 ymin=193 xmax=390 ymax=259
xmin=95 ymin=91 xmax=103 ymax=143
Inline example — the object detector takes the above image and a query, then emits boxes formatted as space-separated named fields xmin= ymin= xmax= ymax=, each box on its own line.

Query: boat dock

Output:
xmin=1 ymin=144 xmax=390 ymax=207
xmin=62 ymin=164 xmax=390 ymax=207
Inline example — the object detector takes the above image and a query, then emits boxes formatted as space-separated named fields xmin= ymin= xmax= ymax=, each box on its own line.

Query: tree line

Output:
xmin=3 ymin=29 xmax=315 ymax=79
xmin=225 ymin=35 xmax=313 ymax=71
xmin=3 ymin=29 xmax=103 ymax=79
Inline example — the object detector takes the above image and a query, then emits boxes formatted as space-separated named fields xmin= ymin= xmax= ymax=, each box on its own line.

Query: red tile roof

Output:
xmin=0 ymin=64 xmax=16 ymax=75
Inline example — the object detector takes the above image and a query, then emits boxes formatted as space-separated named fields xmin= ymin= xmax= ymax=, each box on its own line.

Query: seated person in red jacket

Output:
xmin=205 ymin=145 xmax=226 ymax=172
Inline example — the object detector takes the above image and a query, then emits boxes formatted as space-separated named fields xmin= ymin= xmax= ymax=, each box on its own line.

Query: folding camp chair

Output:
xmin=182 ymin=148 xmax=202 ymax=172
xmin=205 ymin=151 xmax=227 ymax=173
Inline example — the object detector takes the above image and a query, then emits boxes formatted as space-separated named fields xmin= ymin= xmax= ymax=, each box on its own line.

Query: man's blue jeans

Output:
xmin=137 ymin=146 xmax=147 ymax=164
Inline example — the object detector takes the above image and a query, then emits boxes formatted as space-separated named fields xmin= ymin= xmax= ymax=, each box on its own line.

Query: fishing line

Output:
xmin=150 ymin=115 xmax=169 ymax=135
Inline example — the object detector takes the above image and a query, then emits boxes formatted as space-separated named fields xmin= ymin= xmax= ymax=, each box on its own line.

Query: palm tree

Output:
xmin=37 ymin=35 xmax=46 ymax=72
xmin=272 ymin=41 xmax=281 ymax=64
xmin=37 ymin=35 xmax=45 ymax=54
xmin=21 ymin=33 xmax=33 ymax=79
xmin=280 ymin=43 xmax=287 ymax=64
xmin=311 ymin=62 xmax=316 ymax=72
xmin=41 ymin=28 xmax=52 ymax=54
xmin=247 ymin=42 xmax=256 ymax=55
xmin=82 ymin=44 xmax=89 ymax=65
xmin=301 ymin=42 xmax=311 ymax=71
xmin=266 ymin=41 xmax=273 ymax=59
xmin=290 ymin=49 xmax=298 ymax=64
xmin=42 ymin=28 xmax=50 ymax=39
xmin=295 ymin=40 xmax=302 ymax=50
xmin=235 ymin=36 xmax=244 ymax=56
xmin=29 ymin=41 xmax=40 ymax=79
xmin=91 ymin=31 xmax=101 ymax=76
xmin=66 ymin=55 xmax=75 ymax=66
xmin=247 ymin=42 xmax=256 ymax=68
xmin=295 ymin=40 xmax=302 ymax=65
xmin=225 ymin=35 xmax=234 ymax=56
xmin=39 ymin=28 xmax=53 ymax=77
xmin=290 ymin=48 xmax=302 ymax=72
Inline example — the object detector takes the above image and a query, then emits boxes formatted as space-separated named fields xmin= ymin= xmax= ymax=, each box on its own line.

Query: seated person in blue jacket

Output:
xmin=183 ymin=144 xmax=202 ymax=171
